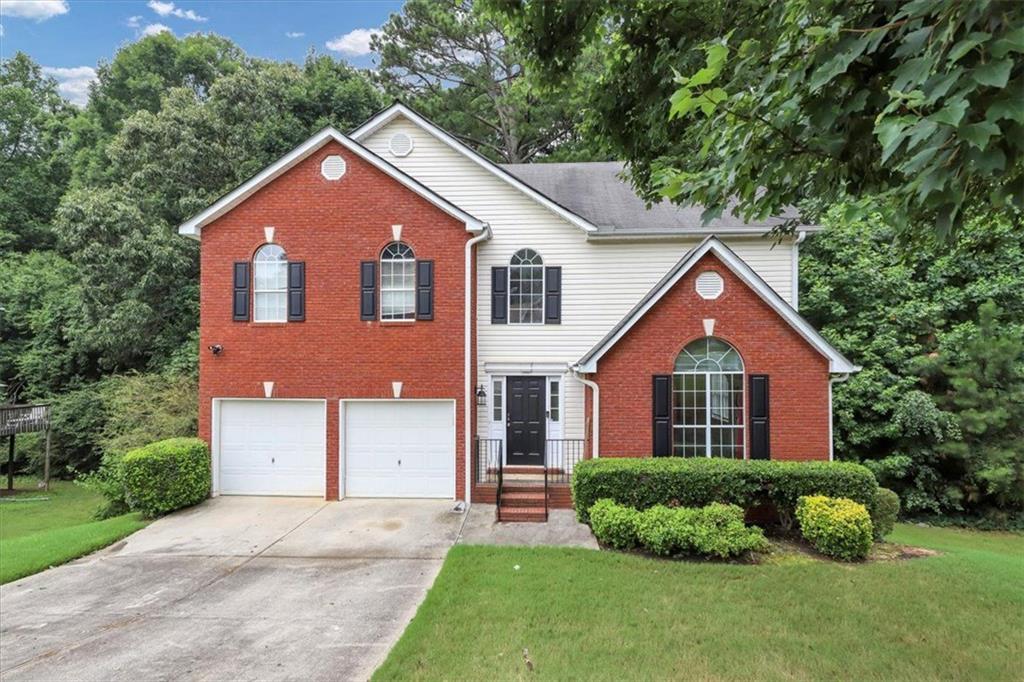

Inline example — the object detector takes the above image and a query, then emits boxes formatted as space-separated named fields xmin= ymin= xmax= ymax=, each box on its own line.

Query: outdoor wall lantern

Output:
xmin=475 ymin=384 xmax=487 ymax=406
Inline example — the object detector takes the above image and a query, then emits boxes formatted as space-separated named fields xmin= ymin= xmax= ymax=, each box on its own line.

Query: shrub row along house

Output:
xmin=178 ymin=103 xmax=859 ymax=520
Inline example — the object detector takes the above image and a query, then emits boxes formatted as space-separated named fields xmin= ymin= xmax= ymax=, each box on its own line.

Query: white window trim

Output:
xmin=508 ymin=249 xmax=545 ymax=325
xmin=253 ymin=244 xmax=288 ymax=323
xmin=380 ymin=243 xmax=416 ymax=322
xmin=672 ymin=369 xmax=746 ymax=459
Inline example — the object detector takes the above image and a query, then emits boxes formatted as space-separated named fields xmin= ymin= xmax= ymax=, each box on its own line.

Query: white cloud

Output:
xmin=0 ymin=0 xmax=69 ymax=21
xmin=285 ymin=31 xmax=305 ymax=39
xmin=126 ymin=15 xmax=142 ymax=28
xmin=41 ymin=66 xmax=97 ymax=107
xmin=326 ymin=28 xmax=380 ymax=57
xmin=141 ymin=22 xmax=172 ymax=37
xmin=147 ymin=0 xmax=206 ymax=22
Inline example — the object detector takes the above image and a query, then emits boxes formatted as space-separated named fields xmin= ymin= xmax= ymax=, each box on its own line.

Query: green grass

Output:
xmin=374 ymin=525 xmax=1024 ymax=681
xmin=0 ymin=477 xmax=147 ymax=584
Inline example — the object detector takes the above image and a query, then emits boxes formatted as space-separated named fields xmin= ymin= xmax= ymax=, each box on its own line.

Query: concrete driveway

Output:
xmin=0 ymin=497 xmax=464 ymax=682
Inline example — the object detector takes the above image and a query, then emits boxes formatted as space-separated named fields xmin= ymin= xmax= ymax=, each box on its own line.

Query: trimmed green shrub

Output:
xmin=589 ymin=498 xmax=641 ymax=549
xmin=869 ymin=487 xmax=900 ymax=539
xmin=597 ymin=500 xmax=768 ymax=558
xmin=571 ymin=457 xmax=878 ymax=527
xmin=796 ymin=495 xmax=873 ymax=561
xmin=77 ymin=451 xmax=130 ymax=519
xmin=121 ymin=437 xmax=210 ymax=518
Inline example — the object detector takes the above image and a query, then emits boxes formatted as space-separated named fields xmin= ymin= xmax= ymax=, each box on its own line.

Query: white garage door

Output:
xmin=344 ymin=401 xmax=455 ymax=498
xmin=217 ymin=400 xmax=326 ymax=496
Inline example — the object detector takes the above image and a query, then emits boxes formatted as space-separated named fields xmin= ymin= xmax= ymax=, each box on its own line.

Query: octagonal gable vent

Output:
xmin=320 ymin=154 xmax=347 ymax=180
xmin=695 ymin=271 xmax=724 ymax=300
xmin=389 ymin=132 xmax=414 ymax=157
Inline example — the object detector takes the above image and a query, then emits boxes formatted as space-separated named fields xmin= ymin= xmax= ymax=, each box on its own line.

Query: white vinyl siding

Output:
xmin=360 ymin=117 xmax=797 ymax=444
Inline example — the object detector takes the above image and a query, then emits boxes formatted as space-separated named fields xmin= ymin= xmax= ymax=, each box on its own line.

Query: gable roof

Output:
xmin=177 ymin=127 xmax=485 ymax=239
xmin=501 ymin=162 xmax=817 ymax=237
xmin=574 ymin=236 xmax=859 ymax=374
xmin=349 ymin=103 xmax=599 ymax=234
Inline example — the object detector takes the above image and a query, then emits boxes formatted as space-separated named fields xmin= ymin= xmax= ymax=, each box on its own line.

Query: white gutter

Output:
xmin=792 ymin=230 xmax=807 ymax=310
xmin=570 ymin=367 xmax=600 ymax=459
xmin=828 ymin=373 xmax=850 ymax=461
xmin=464 ymin=224 xmax=492 ymax=505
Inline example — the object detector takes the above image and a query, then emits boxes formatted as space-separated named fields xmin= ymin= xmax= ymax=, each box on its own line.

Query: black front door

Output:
xmin=506 ymin=376 xmax=545 ymax=466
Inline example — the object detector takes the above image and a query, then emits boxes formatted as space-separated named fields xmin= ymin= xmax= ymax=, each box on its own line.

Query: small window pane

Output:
xmin=550 ymin=381 xmax=559 ymax=422
xmin=509 ymin=249 xmax=544 ymax=324
xmin=492 ymin=380 xmax=503 ymax=421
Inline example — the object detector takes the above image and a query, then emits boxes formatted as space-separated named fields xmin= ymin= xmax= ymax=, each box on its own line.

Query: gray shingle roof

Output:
xmin=500 ymin=161 xmax=808 ymax=235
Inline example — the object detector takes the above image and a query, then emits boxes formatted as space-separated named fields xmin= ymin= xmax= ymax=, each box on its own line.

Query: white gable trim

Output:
xmin=573 ymin=236 xmax=860 ymax=374
xmin=350 ymin=104 xmax=598 ymax=234
xmin=177 ymin=127 xmax=485 ymax=239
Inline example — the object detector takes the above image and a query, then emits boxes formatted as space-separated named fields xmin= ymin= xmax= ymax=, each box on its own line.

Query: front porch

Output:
xmin=472 ymin=438 xmax=586 ymax=521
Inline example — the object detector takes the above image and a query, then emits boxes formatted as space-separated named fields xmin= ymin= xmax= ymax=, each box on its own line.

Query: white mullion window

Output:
xmin=380 ymin=242 xmax=416 ymax=321
xmin=254 ymin=244 xmax=288 ymax=322
xmin=508 ymin=248 xmax=544 ymax=324
xmin=672 ymin=338 xmax=745 ymax=459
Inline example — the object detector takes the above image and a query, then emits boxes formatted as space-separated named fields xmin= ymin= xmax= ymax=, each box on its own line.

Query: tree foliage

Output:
xmin=499 ymin=0 xmax=1024 ymax=236
xmin=803 ymin=208 xmax=1024 ymax=516
xmin=374 ymin=0 xmax=599 ymax=162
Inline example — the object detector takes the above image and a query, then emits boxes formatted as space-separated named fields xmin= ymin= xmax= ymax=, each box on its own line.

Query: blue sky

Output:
xmin=0 ymin=0 xmax=405 ymax=105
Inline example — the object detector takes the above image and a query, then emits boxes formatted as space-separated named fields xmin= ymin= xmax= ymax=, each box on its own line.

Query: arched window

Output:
xmin=380 ymin=242 xmax=416 ymax=320
xmin=509 ymin=248 xmax=544 ymax=324
xmin=253 ymin=244 xmax=288 ymax=322
xmin=673 ymin=338 xmax=744 ymax=458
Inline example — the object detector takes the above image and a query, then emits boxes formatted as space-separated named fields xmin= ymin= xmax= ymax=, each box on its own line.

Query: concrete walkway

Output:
xmin=0 ymin=497 xmax=465 ymax=682
xmin=458 ymin=504 xmax=598 ymax=549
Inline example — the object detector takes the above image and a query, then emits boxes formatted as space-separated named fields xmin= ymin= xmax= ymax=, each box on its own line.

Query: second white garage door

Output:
xmin=343 ymin=400 xmax=455 ymax=498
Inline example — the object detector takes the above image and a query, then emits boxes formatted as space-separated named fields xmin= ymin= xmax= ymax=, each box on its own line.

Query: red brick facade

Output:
xmin=592 ymin=252 xmax=831 ymax=460
xmin=197 ymin=141 xmax=473 ymax=500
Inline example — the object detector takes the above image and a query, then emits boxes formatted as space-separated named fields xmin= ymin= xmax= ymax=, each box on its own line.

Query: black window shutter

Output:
xmin=545 ymin=266 xmax=562 ymax=324
xmin=749 ymin=374 xmax=770 ymax=459
xmin=491 ymin=266 xmax=507 ymax=324
xmin=360 ymin=261 xmax=377 ymax=320
xmin=232 ymin=261 xmax=250 ymax=321
xmin=416 ymin=260 xmax=434 ymax=320
xmin=652 ymin=375 xmax=672 ymax=457
xmin=287 ymin=261 xmax=305 ymax=322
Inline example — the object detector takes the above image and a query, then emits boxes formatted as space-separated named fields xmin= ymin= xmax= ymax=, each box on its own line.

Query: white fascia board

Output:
xmin=177 ymin=127 xmax=484 ymax=240
xmin=350 ymin=104 xmax=599 ymax=234
xmin=574 ymin=236 xmax=859 ymax=375
xmin=585 ymin=226 xmax=823 ymax=241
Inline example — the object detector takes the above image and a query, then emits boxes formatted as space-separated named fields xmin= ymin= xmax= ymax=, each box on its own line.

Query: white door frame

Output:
xmin=211 ymin=397 xmax=328 ymax=497
xmin=486 ymin=374 xmax=563 ymax=465
xmin=339 ymin=398 xmax=457 ymax=499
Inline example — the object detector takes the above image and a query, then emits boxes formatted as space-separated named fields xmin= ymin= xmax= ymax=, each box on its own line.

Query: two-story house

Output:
xmin=178 ymin=103 xmax=858 ymax=519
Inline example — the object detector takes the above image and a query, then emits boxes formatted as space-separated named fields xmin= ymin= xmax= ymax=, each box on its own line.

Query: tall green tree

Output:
xmin=373 ymin=0 xmax=598 ymax=162
xmin=499 ymin=0 xmax=1024 ymax=235
xmin=0 ymin=53 xmax=74 ymax=251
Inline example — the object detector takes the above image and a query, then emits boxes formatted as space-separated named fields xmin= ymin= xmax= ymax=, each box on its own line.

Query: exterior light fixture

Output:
xmin=475 ymin=384 xmax=487 ymax=406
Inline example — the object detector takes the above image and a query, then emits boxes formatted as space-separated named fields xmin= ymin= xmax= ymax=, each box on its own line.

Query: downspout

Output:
xmin=570 ymin=367 xmax=599 ymax=459
xmin=464 ymin=224 xmax=492 ymax=506
xmin=792 ymin=230 xmax=807 ymax=310
xmin=828 ymin=373 xmax=850 ymax=462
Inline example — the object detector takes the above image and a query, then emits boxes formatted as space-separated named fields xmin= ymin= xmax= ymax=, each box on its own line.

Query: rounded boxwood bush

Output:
xmin=122 ymin=437 xmax=210 ymax=518
xmin=596 ymin=500 xmax=768 ymax=559
xmin=795 ymin=495 xmax=873 ymax=561
xmin=589 ymin=498 xmax=641 ymax=549
xmin=869 ymin=487 xmax=900 ymax=539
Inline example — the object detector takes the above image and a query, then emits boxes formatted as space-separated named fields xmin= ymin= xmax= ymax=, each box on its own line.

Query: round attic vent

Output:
xmin=695 ymin=271 xmax=724 ymax=300
xmin=389 ymin=132 xmax=414 ymax=157
xmin=321 ymin=155 xmax=347 ymax=180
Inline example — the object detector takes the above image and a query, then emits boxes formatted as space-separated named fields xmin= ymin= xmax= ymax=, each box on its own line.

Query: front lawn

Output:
xmin=0 ymin=478 xmax=147 ymax=584
xmin=374 ymin=525 xmax=1023 ymax=681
